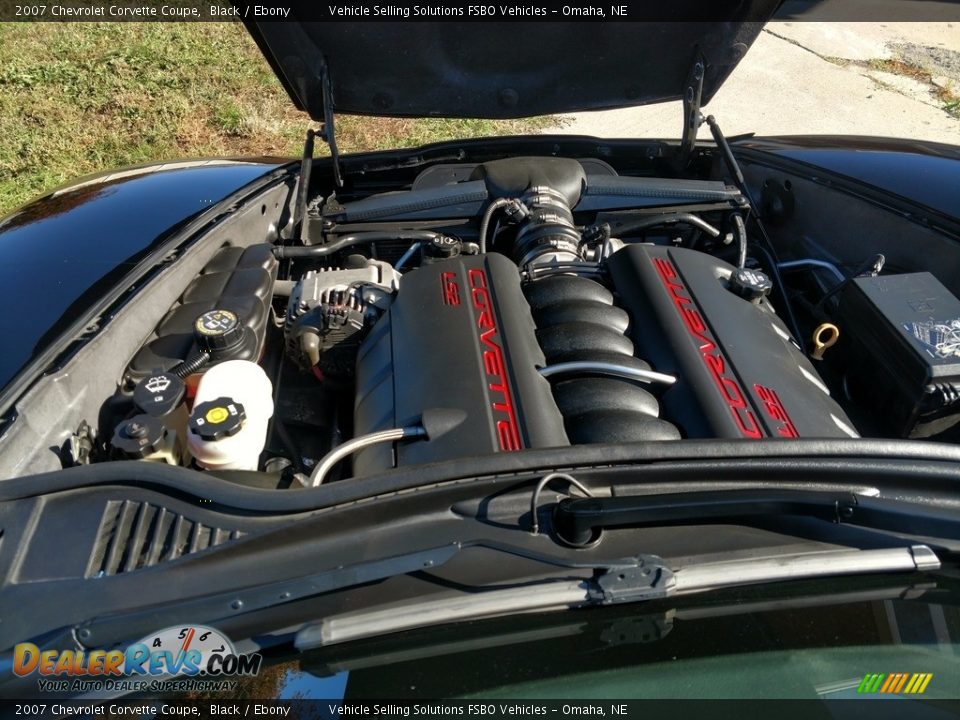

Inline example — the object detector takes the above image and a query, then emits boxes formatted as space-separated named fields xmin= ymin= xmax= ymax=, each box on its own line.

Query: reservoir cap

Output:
xmin=133 ymin=370 xmax=185 ymax=417
xmin=190 ymin=397 xmax=246 ymax=440
xmin=112 ymin=414 xmax=165 ymax=459
xmin=194 ymin=309 xmax=245 ymax=353
xmin=729 ymin=268 xmax=773 ymax=302
xmin=423 ymin=235 xmax=462 ymax=261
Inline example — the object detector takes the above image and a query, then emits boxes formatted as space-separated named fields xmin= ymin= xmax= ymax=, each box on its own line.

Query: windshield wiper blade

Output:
xmin=552 ymin=489 xmax=960 ymax=546
xmin=296 ymin=544 xmax=938 ymax=649
xmin=63 ymin=534 xmax=938 ymax=653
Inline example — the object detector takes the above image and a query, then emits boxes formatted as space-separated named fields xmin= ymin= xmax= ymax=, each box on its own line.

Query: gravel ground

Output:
xmin=546 ymin=23 xmax=960 ymax=144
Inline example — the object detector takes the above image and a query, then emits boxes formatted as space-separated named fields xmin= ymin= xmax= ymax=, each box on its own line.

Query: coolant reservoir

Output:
xmin=186 ymin=360 xmax=274 ymax=471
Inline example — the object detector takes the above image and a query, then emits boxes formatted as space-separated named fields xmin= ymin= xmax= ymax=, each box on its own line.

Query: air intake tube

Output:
xmin=471 ymin=157 xmax=587 ymax=268
xmin=513 ymin=185 xmax=582 ymax=268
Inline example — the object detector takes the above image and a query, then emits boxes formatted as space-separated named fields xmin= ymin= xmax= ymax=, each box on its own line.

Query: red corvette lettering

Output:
xmin=652 ymin=257 xmax=763 ymax=439
xmin=468 ymin=268 xmax=522 ymax=451
xmin=754 ymin=384 xmax=800 ymax=437
xmin=440 ymin=271 xmax=461 ymax=306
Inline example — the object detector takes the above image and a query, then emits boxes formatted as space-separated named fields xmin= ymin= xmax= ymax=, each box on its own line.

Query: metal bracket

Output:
xmin=591 ymin=554 xmax=675 ymax=604
xmin=319 ymin=68 xmax=343 ymax=189
xmin=677 ymin=54 xmax=706 ymax=169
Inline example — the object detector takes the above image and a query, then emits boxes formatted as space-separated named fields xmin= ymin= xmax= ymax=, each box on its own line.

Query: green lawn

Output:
xmin=0 ymin=22 xmax=552 ymax=216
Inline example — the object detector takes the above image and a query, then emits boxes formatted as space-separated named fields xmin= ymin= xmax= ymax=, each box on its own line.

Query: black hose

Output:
xmin=611 ymin=212 xmax=721 ymax=239
xmin=170 ymin=352 xmax=210 ymax=379
xmin=599 ymin=222 xmax=612 ymax=259
xmin=750 ymin=241 xmax=805 ymax=345
xmin=816 ymin=253 xmax=887 ymax=311
xmin=732 ymin=213 xmax=747 ymax=269
xmin=479 ymin=198 xmax=514 ymax=254
xmin=703 ymin=115 xmax=805 ymax=341
xmin=273 ymin=230 xmax=445 ymax=259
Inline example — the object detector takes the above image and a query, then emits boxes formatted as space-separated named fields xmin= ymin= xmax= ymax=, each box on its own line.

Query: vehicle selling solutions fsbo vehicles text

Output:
xmin=327 ymin=5 xmax=616 ymax=17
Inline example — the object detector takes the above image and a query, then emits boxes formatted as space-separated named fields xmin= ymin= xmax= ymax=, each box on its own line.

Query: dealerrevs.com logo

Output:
xmin=12 ymin=625 xmax=262 ymax=693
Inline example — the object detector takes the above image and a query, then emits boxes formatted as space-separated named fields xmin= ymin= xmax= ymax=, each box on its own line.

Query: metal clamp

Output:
xmin=592 ymin=555 xmax=675 ymax=604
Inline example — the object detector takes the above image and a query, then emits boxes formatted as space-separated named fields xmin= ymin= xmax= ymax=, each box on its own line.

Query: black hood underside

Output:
xmin=242 ymin=10 xmax=779 ymax=120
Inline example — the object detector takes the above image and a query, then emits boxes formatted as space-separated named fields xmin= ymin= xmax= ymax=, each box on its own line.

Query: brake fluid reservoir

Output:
xmin=186 ymin=360 xmax=274 ymax=471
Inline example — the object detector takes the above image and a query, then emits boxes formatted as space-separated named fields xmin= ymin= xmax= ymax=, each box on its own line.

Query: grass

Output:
xmin=867 ymin=57 xmax=932 ymax=81
xmin=0 ymin=22 xmax=554 ymax=216
xmin=866 ymin=56 xmax=960 ymax=118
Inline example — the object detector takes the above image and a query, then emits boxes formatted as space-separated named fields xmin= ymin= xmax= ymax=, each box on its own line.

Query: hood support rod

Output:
xmin=319 ymin=67 xmax=343 ymax=189
xmin=293 ymin=69 xmax=342 ymax=241
xmin=676 ymin=53 xmax=706 ymax=169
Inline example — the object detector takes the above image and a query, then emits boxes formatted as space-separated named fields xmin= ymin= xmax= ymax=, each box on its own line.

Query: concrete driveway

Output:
xmin=546 ymin=22 xmax=960 ymax=144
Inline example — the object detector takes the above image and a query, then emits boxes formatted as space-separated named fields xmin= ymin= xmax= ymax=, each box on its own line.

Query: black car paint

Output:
xmin=732 ymin=135 xmax=960 ymax=221
xmin=0 ymin=160 xmax=286 ymax=411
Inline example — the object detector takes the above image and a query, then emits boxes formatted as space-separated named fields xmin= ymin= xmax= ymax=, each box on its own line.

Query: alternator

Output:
xmin=284 ymin=257 xmax=400 ymax=377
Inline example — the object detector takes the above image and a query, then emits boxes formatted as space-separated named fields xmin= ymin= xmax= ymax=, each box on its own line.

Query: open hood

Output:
xmin=242 ymin=7 xmax=781 ymax=121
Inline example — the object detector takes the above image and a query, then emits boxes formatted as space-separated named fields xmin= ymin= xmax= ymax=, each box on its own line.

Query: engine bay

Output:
xmin=64 ymin=154 xmax=960 ymax=487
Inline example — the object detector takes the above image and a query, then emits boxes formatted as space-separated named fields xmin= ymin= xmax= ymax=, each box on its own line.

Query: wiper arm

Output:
xmin=65 ymin=531 xmax=938 ymax=653
xmin=297 ymin=544 xmax=938 ymax=649
xmin=552 ymin=489 xmax=960 ymax=547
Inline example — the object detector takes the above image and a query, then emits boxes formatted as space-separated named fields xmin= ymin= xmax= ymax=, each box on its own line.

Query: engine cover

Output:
xmin=353 ymin=253 xmax=568 ymax=475
xmin=609 ymin=245 xmax=858 ymax=439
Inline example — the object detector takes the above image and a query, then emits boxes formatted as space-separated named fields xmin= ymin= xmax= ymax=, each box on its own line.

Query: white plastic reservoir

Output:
xmin=186 ymin=360 xmax=274 ymax=471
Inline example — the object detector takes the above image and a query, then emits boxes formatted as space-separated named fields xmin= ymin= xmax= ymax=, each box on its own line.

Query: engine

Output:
xmin=97 ymin=156 xmax=872 ymax=483
xmin=348 ymin=242 xmax=856 ymax=476
xmin=341 ymin=157 xmax=856 ymax=476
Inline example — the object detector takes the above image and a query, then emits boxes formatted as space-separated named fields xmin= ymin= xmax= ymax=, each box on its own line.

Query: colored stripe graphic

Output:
xmin=858 ymin=673 xmax=886 ymax=693
xmin=892 ymin=674 xmax=909 ymax=693
xmin=858 ymin=673 xmax=932 ymax=694
xmin=879 ymin=674 xmax=897 ymax=693
xmin=907 ymin=674 xmax=933 ymax=694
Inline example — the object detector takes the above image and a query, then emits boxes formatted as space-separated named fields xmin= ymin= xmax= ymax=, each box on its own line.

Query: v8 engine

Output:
xmin=96 ymin=155 xmax=871 ymax=483
xmin=348 ymin=242 xmax=856 ymax=476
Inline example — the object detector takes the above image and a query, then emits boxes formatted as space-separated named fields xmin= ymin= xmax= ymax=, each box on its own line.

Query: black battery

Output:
xmin=838 ymin=272 xmax=960 ymax=438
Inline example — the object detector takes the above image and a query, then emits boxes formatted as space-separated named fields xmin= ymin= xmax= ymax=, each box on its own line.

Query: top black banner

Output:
xmin=0 ymin=0 xmax=959 ymax=22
